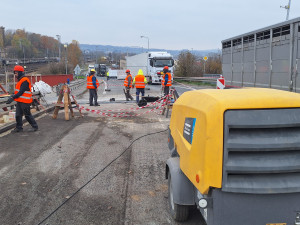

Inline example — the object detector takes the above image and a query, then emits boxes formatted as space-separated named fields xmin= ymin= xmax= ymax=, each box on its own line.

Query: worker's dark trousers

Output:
xmin=164 ymin=86 xmax=170 ymax=96
xmin=136 ymin=88 xmax=145 ymax=103
xmin=89 ymin=89 xmax=98 ymax=105
xmin=16 ymin=102 xmax=38 ymax=130
xmin=125 ymin=87 xmax=133 ymax=100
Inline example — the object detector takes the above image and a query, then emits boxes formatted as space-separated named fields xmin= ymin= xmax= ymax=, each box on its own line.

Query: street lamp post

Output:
xmin=56 ymin=35 xmax=61 ymax=61
xmin=64 ymin=44 xmax=68 ymax=74
xmin=203 ymin=56 xmax=208 ymax=75
xmin=281 ymin=0 xmax=292 ymax=20
xmin=22 ymin=46 xmax=25 ymax=66
xmin=140 ymin=36 xmax=149 ymax=52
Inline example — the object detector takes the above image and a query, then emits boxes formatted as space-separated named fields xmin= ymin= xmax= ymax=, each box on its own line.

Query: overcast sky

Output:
xmin=1 ymin=0 xmax=299 ymax=50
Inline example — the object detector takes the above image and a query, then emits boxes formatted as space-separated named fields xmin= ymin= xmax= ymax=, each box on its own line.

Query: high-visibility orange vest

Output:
xmin=135 ymin=75 xmax=146 ymax=88
xmin=161 ymin=72 xmax=172 ymax=87
xmin=87 ymin=75 xmax=99 ymax=89
xmin=124 ymin=74 xmax=133 ymax=88
xmin=14 ymin=77 xmax=32 ymax=103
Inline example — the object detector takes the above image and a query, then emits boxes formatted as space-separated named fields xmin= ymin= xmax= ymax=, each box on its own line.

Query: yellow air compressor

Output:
xmin=166 ymin=88 xmax=300 ymax=225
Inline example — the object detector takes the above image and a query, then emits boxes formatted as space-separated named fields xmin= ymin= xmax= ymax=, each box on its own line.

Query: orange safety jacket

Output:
xmin=124 ymin=74 xmax=133 ymax=88
xmin=134 ymin=75 xmax=146 ymax=88
xmin=161 ymin=72 xmax=172 ymax=87
xmin=87 ymin=75 xmax=99 ymax=89
xmin=14 ymin=77 xmax=33 ymax=104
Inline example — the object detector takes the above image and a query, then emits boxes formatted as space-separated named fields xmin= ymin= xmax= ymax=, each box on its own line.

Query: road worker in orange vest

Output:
xmin=124 ymin=69 xmax=134 ymax=101
xmin=161 ymin=66 xmax=172 ymax=96
xmin=6 ymin=65 xmax=38 ymax=132
xmin=132 ymin=69 xmax=148 ymax=104
xmin=87 ymin=69 xmax=100 ymax=106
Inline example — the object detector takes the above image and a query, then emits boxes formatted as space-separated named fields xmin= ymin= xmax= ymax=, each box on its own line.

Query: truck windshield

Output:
xmin=153 ymin=59 xmax=173 ymax=67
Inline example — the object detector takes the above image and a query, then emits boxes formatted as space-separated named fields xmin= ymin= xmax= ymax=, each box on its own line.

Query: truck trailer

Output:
xmin=126 ymin=52 xmax=174 ymax=84
xmin=222 ymin=17 xmax=300 ymax=91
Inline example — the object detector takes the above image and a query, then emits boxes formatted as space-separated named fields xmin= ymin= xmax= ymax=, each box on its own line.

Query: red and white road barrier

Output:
xmin=217 ymin=75 xmax=225 ymax=89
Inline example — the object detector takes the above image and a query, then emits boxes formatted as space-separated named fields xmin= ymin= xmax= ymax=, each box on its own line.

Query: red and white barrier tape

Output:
xmin=70 ymin=90 xmax=175 ymax=117
xmin=98 ymin=95 xmax=170 ymax=112
xmin=71 ymin=94 xmax=167 ymax=117
xmin=78 ymin=103 xmax=166 ymax=117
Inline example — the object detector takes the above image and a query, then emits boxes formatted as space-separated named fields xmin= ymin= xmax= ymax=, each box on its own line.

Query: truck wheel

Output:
xmin=168 ymin=172 xmax=189 ymax=221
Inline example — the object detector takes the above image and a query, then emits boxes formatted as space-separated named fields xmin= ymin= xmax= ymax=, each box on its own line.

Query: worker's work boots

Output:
xmin=28 ymin=126 xmax=38 ymax=132
xmin=11 ymin=128 xmax=23 ymax=133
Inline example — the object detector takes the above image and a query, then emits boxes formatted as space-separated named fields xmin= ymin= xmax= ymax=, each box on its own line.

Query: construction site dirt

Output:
xmin=0 ymin=79 xmax=209 ymax=225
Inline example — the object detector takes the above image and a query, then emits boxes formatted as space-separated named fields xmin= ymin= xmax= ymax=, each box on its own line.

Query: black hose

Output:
xmin=37 ymin=128 xmax=168 ymax=225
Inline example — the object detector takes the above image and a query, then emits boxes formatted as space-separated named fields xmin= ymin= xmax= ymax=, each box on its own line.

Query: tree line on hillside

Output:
xmin=174 ymin=51 xmax=222 ymax=77
xmin=0 ymin=28 xmax=82 ymax=74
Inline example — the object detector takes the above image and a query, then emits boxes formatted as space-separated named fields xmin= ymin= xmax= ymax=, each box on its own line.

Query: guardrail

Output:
xmin=54 ymin=79 xmax=86 ymax=95
xmin=174 ymin=76 xmax=218 ymax=82
xmin=0 ymin=91 xmax=42 ymax=111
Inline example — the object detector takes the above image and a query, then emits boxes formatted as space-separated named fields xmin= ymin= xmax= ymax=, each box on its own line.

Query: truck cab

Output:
xmin=148 ymin=52 xmax=174 ymax=84
xmin=88 ymin=64 xmax=96 ymax=74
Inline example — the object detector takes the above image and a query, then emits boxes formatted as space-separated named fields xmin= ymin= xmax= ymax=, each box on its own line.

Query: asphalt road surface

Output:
xmin=0 ymin=78 xmax=211 ymax=225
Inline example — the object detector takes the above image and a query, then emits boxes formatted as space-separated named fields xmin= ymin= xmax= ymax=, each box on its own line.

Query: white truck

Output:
xmin=88 ymin=64 xmax=95 ymax=73
xmin=126 ymin=52 xmax=174 ymax=84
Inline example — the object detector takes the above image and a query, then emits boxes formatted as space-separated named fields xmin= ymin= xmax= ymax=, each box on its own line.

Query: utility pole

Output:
xmin=0 ymin=26 xmax=5 ymax=58
xmin=56 ymin=35 xmax=61 ymax=61
xmin=19 ymin=40 xmax=25 ymax=66
xmin=0 ymin=27 xmax=8 ymax=91
xmin=64 ymin=44 xmax=68 ymax=74
xmin=281 ymin=0 xmax=292 ymax=20
xmin=23 ymin=46 xmax=25 ymax=66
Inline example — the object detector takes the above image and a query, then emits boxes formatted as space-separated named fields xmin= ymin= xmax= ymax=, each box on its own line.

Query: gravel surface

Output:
xmin=0 ymin=79 xmax=208 ymax=225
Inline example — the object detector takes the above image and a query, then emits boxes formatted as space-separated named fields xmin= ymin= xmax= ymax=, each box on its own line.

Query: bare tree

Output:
xmin=175 ymin=50 xmax=222 ymax=77
xmin=175 ymin=51 xmax=199 ymax=77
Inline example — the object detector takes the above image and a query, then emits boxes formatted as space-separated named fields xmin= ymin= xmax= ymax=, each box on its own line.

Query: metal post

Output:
xmin=4 ymin=63 xmax=8 ymax=91
xmin=241 ymin=38 xmax=244 ymax=87
xmin=281 ymin=0 xmax=292 ymax=20
xmin=147 ymin=38 xmax=149 ymax=52
xmin=56 ymin=35 xmax=61 ymax=61
xmin=14 ymin=73 xmax=16 ymax=93
xmin=289 ymin=23 xmax=294 ymax=91
xmin=230 ymin=40 xmax=233 ymax=85
xmin=23 ymin=46 xmax=25 ymax=66
xmin=269 ymin=29 xmax=273 ymax=88
xmin=269 ymin=28 xmax=273 ymax=88
xmin=254 ymin=33 xmax=257 ymax=87
xmin=141 ymin=36 xmax=149 ymax=52
xmin=286 ymin=0 xmax=291 ymax=20
xmin=64 ymin=44 xmax=68 ymax=75
xmin=296 ymin=59 xmax=299 ymax=93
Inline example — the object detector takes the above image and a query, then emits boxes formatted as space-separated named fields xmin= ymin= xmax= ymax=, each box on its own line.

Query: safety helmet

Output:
xmin=14 ymin=65 xmax=24 ymax=72
xmin=163 ymin=66 xmax=169 ymax=70
xmin=90 ymin=69 xmax=96 ymax=72
xmin=126 ymin=69 xmax=130 ymax=73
